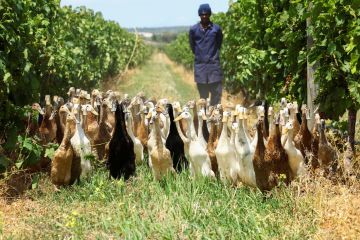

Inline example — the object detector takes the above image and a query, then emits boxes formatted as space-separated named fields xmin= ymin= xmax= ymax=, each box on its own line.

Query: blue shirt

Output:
xmin=189 ymin=22 xmax=223 ymax=84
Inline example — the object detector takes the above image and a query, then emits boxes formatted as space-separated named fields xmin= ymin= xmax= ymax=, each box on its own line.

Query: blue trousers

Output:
xmin=196 ymin=82 xmax=222 ymax=106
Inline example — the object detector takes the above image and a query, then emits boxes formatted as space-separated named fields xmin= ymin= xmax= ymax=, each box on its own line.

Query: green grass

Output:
xmin=4 ymin=164 xmax=317 ymax=239
xmin=115 ymin=51 xmax=198 ymax=104
xmin=1 ymin=51 xmax=336 ymax=239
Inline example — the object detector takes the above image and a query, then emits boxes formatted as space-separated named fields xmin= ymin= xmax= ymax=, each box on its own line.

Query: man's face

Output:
xmin=200 ymin=13 xmax=210 ymax=24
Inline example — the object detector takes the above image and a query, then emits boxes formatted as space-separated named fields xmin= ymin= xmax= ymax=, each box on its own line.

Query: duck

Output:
xmin=318 ymin=119 xmax=338 ymax=175
xmin=265 ymin=115 xmax=291 ymax=185
xmin=294 ymin=105 xmax=312 ymax=164
xmin=234 ymin=107 xmax=256 ymax=187
xmin=252 ymin=120 xmax=278 ymax=192
xmin=310 ymin=113 xmax=321 ymax=169
xmin=206 ymin=108 xmax=220 ymax=176
xmin=283 ymin=120 xmax=306 ymax=179
xmin=149 ymin=105 xmax=176 ymax=180
xmin=124 ymin=108 xmax=144 ymax=165
xmin=215 ymin=110 xmax=241 ymax=184
xmin=50 ymin=113 xmax=76 ymax=187
xmin=174 ymin=110 xmax=215 ymax=178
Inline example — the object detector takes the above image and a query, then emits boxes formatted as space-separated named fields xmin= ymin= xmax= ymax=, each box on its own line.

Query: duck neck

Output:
xmin=59 ymin=112 xmax=67 ymax=133
xmin=230 ymin=127 xmax=235 ymax=144
xmin=243 ymin=118 xmax=251 ymax=142
xmin=126 ymin=115 xmax=136 ymax=141
xmin=255 ymin=125 xmax=265 ymax=157
xmin=131 ymin=105 xmax=140 ymax=134
xmin=208 ymin=121 xmax=216 ymax=147
xmin=188 ymin=114 xmax=197 ymax=140
xmin=239 ymin=119 xmax=248 ymax=143
xmin=87 ymin=112 xmax=97 ymax=126
xmin=173 ymin=108 xmax=189 ymax=143
xmin=100 ymin=106 xmax=108 ymax=124
xmin=192 ymin=105 xmax=198 ymax=136
xmin=91 ymin=97 xmax=96 ymax=108
xmin=274 ymin=124 xmax=282 ymax=147
xmin=219 ymin=119 xmax=228 ymax=142
xmin=82 ymin=113 xmax=87 ymax=131
xmin=320 ymin=126 xmax=328 ymax=144
xmin=197 ymin=115 xmax=204 ymax=139
xmin=154 ymin=117 xmax=164 ymax=155
xmin=61 ymin=121 xmax=73 ymax=146
xmin=286 ymin=128 xmax=294 ymax=146
xmin=140 ymin=111 xmax=148 ymax=134
xmin=301 ymin=113 xmax=308 ymax=132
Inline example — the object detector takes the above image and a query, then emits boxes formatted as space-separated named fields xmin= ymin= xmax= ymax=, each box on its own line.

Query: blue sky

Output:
xmin=60 ymin=0 xmax=229 ymax=28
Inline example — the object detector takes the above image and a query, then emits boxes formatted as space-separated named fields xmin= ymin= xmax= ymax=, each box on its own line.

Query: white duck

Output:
xmin=125 ymin=109 xmax=144 ymax=165
xmin=70 ymin=112 xmax=92 ymax=177
xmin=172 ymin=101 xmax=190 ymax=156
xmin=197 ymin=108 xmax=208 ymax=149
xmin=283 ymin=120 xmax=306 ymax=179
xmin=215 ymin=110 xmax=241 ymax=184
xmin=174 ymin=110 xmax=214 ymax=178
xmin=234 ymin=108 xmax=256 ymax=187
xmin=280 ymin=108 xmax=290 ymax=146
xmin=241 ymin=107 xmax=253 ymax=149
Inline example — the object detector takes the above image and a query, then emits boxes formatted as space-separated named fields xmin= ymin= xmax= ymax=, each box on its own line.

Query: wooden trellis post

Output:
xmin=306 ymin=2 xmax=318 ymax=131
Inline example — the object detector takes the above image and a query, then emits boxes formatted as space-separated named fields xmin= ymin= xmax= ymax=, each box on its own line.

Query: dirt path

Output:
xmin=105 ymin=51 xmax=198 ymax=104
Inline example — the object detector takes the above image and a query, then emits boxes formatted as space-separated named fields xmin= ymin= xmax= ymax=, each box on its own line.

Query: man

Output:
xmin=189 ymin=3 xmax=223 ymax=106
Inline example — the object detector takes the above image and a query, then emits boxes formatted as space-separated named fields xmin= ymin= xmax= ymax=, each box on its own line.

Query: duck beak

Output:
xmin=145 ymin=111 xmax=152 ymax=119
xmin=238 ymin=112 xmax=244 ymax=120
xmin=91 ymin=109 xmax=99 ymax=115
xmin=283 ymin=127 xmax=289 ymax=134
xmin=174 ymin=115 xmax=183 ymax=122
xmin=38 ymin=107 xmax=45 ymax=115
xmin=49 ymin=111 xmax=56 ymax=120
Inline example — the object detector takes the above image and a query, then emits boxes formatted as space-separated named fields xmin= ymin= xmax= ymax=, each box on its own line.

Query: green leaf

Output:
xmin=72 ymin=47 xmax=82 ymax=55
xmin=41 ymin=20 xmax=49 ymax=26
xmin=327 ymin=42 xmax=336 ymax=54
xmin=45 ymin=148 xmax=56 ymax=159
xmin=348 ymin=80 xmax=360 ymax=103
xmin=23 ymin=48 xmax=28 ymax=59
xmin=15 ymin=161 xmax=23 ymax=169
xmin=345 ymin=38 xmax=356 ymax=53
xmin=48 ymin=56 xmax=54 ymax=67
xmin=24 ymin=62 xmax=32 ymax=73
xmin=22 ymin=138 xmax=33 ymax=151
xmin=3 ymin=72 xmax=12 ymax=84
xmin=350 ymin=54 xmax=359 ymax=74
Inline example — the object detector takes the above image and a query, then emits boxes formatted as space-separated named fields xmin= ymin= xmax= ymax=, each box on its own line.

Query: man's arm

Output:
xmin=189 ymin=28 xmax=195 ymax=54
xmin=216 ymin=27 xmax=223 ymax=50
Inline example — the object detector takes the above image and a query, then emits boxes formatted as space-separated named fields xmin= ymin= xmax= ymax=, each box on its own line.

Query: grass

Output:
xmin=1 ymin=51 xmax=359 ymax=239
xmin=1 ymin=164 xmax=319 ymax=239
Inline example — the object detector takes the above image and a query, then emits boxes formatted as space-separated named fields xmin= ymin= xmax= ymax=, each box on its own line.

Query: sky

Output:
xmin=60 ymin=0 xmax=229 ymax=28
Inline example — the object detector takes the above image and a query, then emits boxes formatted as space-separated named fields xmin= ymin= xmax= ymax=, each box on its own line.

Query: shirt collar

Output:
xmin=199 ymin=22 xmax=213 ymax=30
